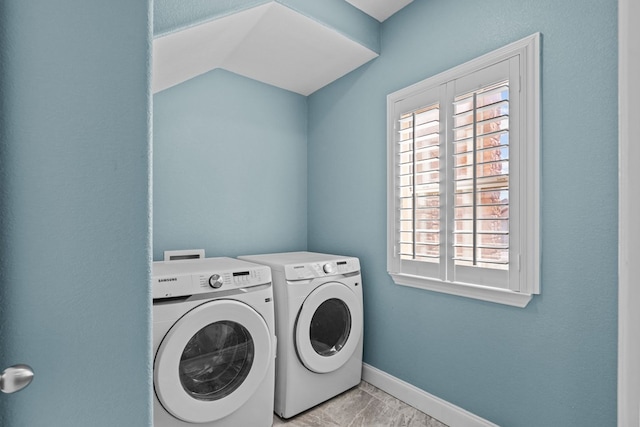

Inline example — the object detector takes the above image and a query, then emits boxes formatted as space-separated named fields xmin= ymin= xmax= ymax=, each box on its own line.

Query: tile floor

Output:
xmin=272 ymin=381 xmax=448 ymax=427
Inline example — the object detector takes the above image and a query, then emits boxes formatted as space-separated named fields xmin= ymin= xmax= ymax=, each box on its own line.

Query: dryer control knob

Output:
xmin=323 ymin=263 xmax=334 ymax=274
xmin=209 ymin=274 xmax=223 ymax=288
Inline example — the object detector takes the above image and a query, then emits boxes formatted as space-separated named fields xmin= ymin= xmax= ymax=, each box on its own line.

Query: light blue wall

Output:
xmin=307 ymin=0 xmax=618 ymax=426
xmin=0 ymin=1 xmax=151 ymax=426
xmin=153 ymin=69 xmax=308 ymax=260
xmin=154 ymin=0 xmax=267 ymax=36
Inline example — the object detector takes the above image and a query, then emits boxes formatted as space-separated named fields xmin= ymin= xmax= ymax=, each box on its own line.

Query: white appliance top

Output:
xmin=152 ymin=257 xmax=271 ymax=299
xmin=239 ymin=251 xmax=360 ymax=281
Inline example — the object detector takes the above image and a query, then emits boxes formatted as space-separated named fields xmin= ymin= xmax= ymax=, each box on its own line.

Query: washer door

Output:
xmin=154 ymin=299 xmax=272 ymax=424
xmin=295 ymin=282 xmax=362 ymax=374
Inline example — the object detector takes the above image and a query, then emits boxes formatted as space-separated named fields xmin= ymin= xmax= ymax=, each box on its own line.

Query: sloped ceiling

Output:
xmin=152 ymin=0 xmax=413 ymax=95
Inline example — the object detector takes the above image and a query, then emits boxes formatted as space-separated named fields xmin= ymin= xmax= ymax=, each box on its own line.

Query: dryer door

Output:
xmin=154 ymin=299 xmax=272 ymax=424
xmin=295 ymin=282 xmax=363 ymax=374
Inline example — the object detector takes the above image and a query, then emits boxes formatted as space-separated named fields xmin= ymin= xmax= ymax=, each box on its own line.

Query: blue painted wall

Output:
xmin=307 ymin=0 xmax=618 ymax=425
xmin=0 ymin=1 xmax=152 ymax=426
xmin=153 ymin=69 xmax=308 ymax=260
xmin=154 ymin=0 xmax=267 ymax=36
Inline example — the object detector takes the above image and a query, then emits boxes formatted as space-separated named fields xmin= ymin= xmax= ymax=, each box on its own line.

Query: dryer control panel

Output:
xmin=152 ymin=257 xmax=271 ymax=299
xmin=284 ymin=258 xmax=360 ymax=281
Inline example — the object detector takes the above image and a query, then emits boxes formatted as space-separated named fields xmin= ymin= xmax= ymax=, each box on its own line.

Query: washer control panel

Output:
xmin=152 ymin=257 xmax=271 ymax=299
xmin=284 ymin=258 xmax=360 ymax=281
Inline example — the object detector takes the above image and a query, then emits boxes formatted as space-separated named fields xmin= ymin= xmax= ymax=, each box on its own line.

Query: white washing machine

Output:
xmin=238 ymin=251 xmax=363 ymax=419
xmin=152 ymin=257 xmax=276 ymax=427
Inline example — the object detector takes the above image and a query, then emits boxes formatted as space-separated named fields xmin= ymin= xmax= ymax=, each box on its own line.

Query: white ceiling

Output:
xmin=153 ymin=2 xmax=379 ymax=95
xmin=345 ymin=0 xmax=414 ymax=22
xmin=152 ymin=0 xmax=416 ymax=95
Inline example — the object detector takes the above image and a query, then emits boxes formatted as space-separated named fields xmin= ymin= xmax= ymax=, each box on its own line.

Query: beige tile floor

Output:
xmin=272 ymin=381 xmax=448 ymax=427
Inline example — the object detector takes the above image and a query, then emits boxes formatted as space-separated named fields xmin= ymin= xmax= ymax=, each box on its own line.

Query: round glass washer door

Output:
xmin=154 ymin=299 xmax=272 ymax=424
xmin=295 ymin=282 xmax=362 ymax=374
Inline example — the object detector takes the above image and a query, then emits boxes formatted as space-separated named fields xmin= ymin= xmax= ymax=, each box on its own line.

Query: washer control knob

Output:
xmin=209 ymin=274 xmax=223 ymax=288
xmin=323 ymin=263 xmax=334 ymax=274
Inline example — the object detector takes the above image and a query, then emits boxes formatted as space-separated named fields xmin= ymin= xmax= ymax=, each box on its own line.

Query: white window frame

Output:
xmin=387 ymin=33 xmax=540 ymax=308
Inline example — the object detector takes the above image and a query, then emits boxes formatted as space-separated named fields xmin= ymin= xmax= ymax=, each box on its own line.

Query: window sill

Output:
xmin=389 ymin=273 xmax=533 ymax=308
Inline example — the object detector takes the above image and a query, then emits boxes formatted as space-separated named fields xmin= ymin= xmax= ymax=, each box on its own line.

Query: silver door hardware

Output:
xmin=1 ymin=364 xmax=34 ymax=394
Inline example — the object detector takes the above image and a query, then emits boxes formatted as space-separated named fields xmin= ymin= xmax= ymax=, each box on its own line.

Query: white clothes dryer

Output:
xmin=152 ymin=257 xmax=276 ymax=427
xmin=238 ymin=252 xmax=363 ymax=419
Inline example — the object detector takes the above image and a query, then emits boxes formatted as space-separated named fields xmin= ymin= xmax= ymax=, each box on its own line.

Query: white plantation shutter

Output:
xmin=452 ymin=82 xmax=510 ymax=270
xmin=391 ymin=85 xmax=443 ymax=280
xmin=387 ymin=34 xmax=540 ymax=306
xmin=397 ymin=105 xmax=441 ymax=262
xmin=448 ymin=58 xmax=516 ymax=290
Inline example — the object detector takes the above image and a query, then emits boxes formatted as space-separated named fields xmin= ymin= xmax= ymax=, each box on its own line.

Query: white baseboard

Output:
xmin=362 ymin=363 xmax=498 ymax=427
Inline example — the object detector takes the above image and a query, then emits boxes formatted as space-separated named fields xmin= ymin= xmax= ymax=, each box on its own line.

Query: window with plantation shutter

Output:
xmin=387 ymin=34 xmax=540 ymax=307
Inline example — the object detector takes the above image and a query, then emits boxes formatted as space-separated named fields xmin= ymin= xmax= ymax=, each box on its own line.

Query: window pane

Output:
xmin=415 ymin=108 xmax=439 ymax=123
xmin=477 ymin=131 xmax=509 ymax=149
xmin=400 ymin=220 xmax=413 ymax=231
xmin=454 ymin=137 xmax=474 ymax=154
xmin=415 ymin=219 xmax=437 ymax=231
xmin=477 ymin=117 xmax=508 ymax=136
xmin=477 ymin=219 xmax=509 ymax=232
xmin=476 ymin=161 xmax=509 ymax=178
xmin=400 ymin=163 xmax=412 ymax=176
xmin=416 ymin=194 xmax=439 ymax=207
xmin=400 ymin=231 xmax=413 ymax=243
xmin=399 ymin=140 xmax=413 ymax=153
xmin=400 ymin=209 xmax=413 ymax=221
xmin=476 ymin=85 xmax=509 ymax=108
xmin=479 ymin=234 xmax=509 ymax=248
xmin=453 ymin=124 xmax=473 ymax=140
xmin=453 ymin=165 xmax=473 ymax=180
xmin=477 ymin=100 xmax=509 ymax=121
xmin=416 ymin=231 xmax=440 ymax=243
xmin=415 ymin=243 xmax=439 ymax=258
xmin=477 ymin=145 xmax=509 ymax=163
xmin=400 ymin=243 xmax=414 ymax=257
xmin=415 ymin=133 xmax=439 ymax=149
xmin=416 ymin=171 xmax=439 ymax=184
xmin=400 ymin=186 xmax=413 ymax=198
xmin=455 ymin=192 xmax=474 ymax=206
xmin=456 ymin=205 xmax=509 ymax=219
xmin=453 ymin=97 xmax=473 ymax=115
xmin=400 ymin=197 xmax=413 ymax=209
xmin=477 ymin=248 xmax=509 ymax=265
xmin=416 ymin=158 xmax=439 ymax=173
xmin=416 ymin=207 xmax=440 ymax=219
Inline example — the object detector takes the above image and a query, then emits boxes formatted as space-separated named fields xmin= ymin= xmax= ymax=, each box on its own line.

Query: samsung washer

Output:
xmin=152 ymin=257 xmax=276 ymax=427
xmin=238 ymin=251 xmax=363 ymax=419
